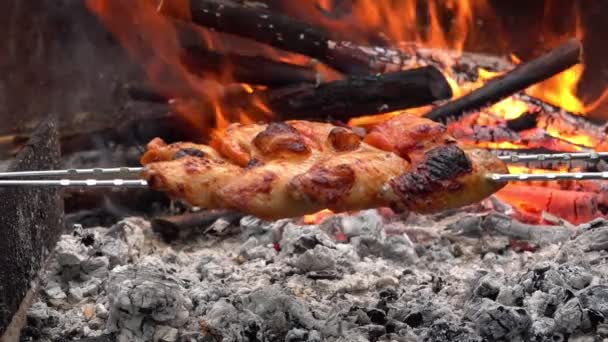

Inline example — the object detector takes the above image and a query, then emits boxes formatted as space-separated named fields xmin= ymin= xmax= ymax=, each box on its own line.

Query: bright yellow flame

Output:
xmin=545 ymin=125 xmax=595 ymax=148
xmin=526 ymin=64 xmax=586 ymax=114
xmin=488 ymin=97 xmax=530 ymax=120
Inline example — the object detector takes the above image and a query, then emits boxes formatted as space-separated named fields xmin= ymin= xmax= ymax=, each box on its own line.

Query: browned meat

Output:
xmin=140 ymin=137 xmax=222 ymax=164
xmin=140 ymin=115 xmax=508 ymax=219
xmin=363 ymin=114 xmax=456 ymax=163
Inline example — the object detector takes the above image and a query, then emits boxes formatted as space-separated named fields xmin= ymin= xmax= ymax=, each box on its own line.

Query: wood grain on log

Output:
xmin=261 ymin=65 xmax=452 ymax=121
xmin=0 ymin=116 xmax=63 ymax=338
xmin=126 ymin=65 xmax=452 ymax=123
xmin=185 ymin=0 xmax=378 ymax=74
xmin=172 ymin=19 xmax=321 ymax=87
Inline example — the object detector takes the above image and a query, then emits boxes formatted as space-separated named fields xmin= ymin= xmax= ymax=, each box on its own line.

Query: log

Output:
xmin=185 ymin=0 xmax=380 ymax=75
xmin=128 ymin=66 xmax=452 ymax=122
xmin=259 ymin=65 xmax=452 ymax=121
xmin=181 ymin=45 xmax=320 ymax=87
xmin=171 ymin=18 xmax=321 ymax=87
xmin=0 ymin=116 xmax=63 ymax=338
xmin=505 ymin=110 xmax=540 ymax=131
xmin=424 ymin=39 xmax=583 ymax=122
xmin=495 ymin=185 xmax=605 ymax=225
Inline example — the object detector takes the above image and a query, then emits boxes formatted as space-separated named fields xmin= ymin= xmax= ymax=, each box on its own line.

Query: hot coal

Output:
xmin=18 ymin=210 xmax=608 ymax=341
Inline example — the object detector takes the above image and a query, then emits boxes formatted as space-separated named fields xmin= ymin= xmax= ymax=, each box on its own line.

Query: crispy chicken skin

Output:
xmin=208 ymin=121 xmax=338 ymax=166
xmin=140 ymin=115 xmax=508 ymax=219
xmin=288 ymin=148 xmax=409 ymax=213
xmin=364 ymin=114 xmax=456 ymax=163
xmin=381 ymin=145 xmax=508 ymax=213
xmin=140 ymin=137 xmax=223 ymax=164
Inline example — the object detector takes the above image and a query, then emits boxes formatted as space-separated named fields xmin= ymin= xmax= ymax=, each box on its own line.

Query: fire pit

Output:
xmin=2 ymin=0 xmax=608 ymax=341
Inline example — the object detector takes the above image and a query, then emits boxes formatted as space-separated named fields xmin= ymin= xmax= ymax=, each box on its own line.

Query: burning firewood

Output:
xmin=181 ymin=45 xmax=321 ymax=87
xmin=255 ymin=65 xmax=453 ymax=121
xmin=424 ymin=39 xmax=583 ymax=123
xmin=171 ymin=19 xmax=322 ymax=87
xmin=127 ymin=65 xmax=454 ymax=123
xmin=495 ymin=185 xmax=606 ymax=224
xmin=182 ymin=0 xmax=393 ymax=74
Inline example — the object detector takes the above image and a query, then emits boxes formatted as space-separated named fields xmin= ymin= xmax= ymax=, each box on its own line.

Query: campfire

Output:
xmin=3 ymin=1 xmax=608 ymax=341
xmin=79 ymin=0 xmax=608 ymax=226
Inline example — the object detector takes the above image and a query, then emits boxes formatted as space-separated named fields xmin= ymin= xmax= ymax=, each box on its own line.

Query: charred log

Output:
xmin=185 ymin=0 xmax=382 ymax=74
xmin=495 ymin=185 xmax=606 ymax=225
xmin=128 ymin=65 xmax=452 ymax=122
xmin=424 ymin=39 xmax=583 ymax=122
xmin=125 ymin=84 xmax=168 ymax=104
xmin=0 ymin=117 xmax=63 ymax=337
xmin=505 ymin=110 xmax=540 ymax=132
xmin=258 ymin=66 xmax=452 ymax=121
xmin=182 ymin=46 xmax=320 ymax=87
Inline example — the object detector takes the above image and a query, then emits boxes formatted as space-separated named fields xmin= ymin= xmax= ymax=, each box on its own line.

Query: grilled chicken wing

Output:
xmin=140 ymin=115 xmax=508 ymax=219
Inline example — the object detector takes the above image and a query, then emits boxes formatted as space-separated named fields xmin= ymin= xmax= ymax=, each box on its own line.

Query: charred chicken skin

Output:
xmin=140 ymin=115 xmax=508 ymax=219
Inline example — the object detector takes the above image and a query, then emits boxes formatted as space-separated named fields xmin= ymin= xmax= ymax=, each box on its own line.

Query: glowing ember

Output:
xmin=487 ymin=97 xmax=529 ymax=120
xmin=495 ymin=184 xmax=604 ymax=225
xmin=303 ymin=209 xmax=334 ymax=225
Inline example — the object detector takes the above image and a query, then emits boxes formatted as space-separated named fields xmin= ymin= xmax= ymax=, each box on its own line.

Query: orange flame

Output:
xmin=85 ymin=0 xmax=608 ymax=224
xmin=85 ymin=0 xmax=224 ymax=136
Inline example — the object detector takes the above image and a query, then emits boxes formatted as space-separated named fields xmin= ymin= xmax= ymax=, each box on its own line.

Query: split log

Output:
xmin=536 ymin=111 xmax=608 ymax=151
xmin=185 ymin=0 xmax=386 ymax=75
xmin=182 ymin=46 xmax=320 ymax=86
xmin=128 ymin=66 xmax=452 ymax=122
xmin=518 ymin=178 xmax=608 ymax=200
xmin=259 ymin=65 xmax=452 ymax=121
xmin=424 ymin=39 xmax=583 ymax=122
xmin=495 ymin=185 xmax=605 ymax=225
xmin=0 ymin=117 xmax=63 ymax=338
xmin=518 ymin=129 xmax=591 ymax=152
xmin=455 ymin=128 xmax=589 ymax=154
xmin=172 ymin=18 xmax=321 ymax=87
xmin=152 ymin=210 xmax=245 ymax=242
xmin=449 ymin=124 xmax=520 ymax=143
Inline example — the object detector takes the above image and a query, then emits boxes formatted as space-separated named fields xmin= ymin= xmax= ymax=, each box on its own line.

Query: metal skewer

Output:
xmin=0 ymin=151 xmax=601 ymax=180
xmin=497 ymin=152 xmax=608 ymax=163
xmin=0 ymin=152 xmax=606 ymax=188
xmin=488 ymin=171 xmax=608 ymax=182
xmin=0 ymin=179 xmax=148 ymax=188
xmin=0 ymin=167 xmax=144 ymax=178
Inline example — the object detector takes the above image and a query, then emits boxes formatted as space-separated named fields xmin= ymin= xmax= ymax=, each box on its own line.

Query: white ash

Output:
xmin=19 ymin=210 xmax=608 ymax=341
